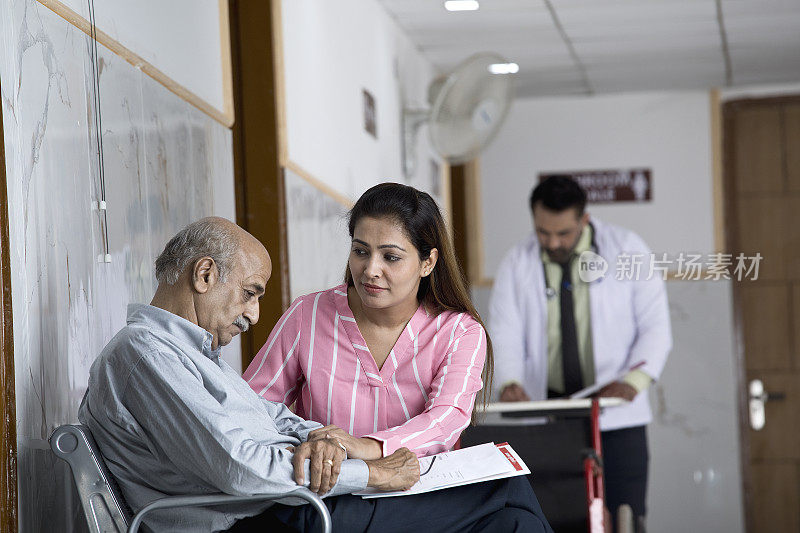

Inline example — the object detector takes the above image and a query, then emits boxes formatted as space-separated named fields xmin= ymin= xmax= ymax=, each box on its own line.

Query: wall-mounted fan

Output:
xmin=403 ymin=52 xmax=515 ymax=177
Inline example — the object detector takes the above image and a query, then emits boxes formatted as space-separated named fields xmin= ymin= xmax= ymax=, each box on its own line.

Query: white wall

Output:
xmin=282 ymin=0 xmax=442 ymax=202
xmin=480 ymin=91 xmax=715 ymax=276
xmin=59 ymin=0 xmax=227 ymax=113
xmin=279 ymin=0 xmax=445 ymax=301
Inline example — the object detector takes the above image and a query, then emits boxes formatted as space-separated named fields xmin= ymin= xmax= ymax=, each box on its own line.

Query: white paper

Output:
xmin=568 ymin=361 xmax=646 ymax=399
xmin=355 ymin=442 xmax=530 ymax=499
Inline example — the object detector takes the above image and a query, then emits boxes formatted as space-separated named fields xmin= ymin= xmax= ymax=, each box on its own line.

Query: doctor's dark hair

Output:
xmin=529 ymin=175 xmax=587 ymax=215
xmin=343 ymin=183 xmax=493 ymax=418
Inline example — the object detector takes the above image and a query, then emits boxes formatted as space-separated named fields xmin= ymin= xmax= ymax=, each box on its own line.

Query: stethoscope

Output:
xmin=543 ymin=222 xmax=603 ymax=300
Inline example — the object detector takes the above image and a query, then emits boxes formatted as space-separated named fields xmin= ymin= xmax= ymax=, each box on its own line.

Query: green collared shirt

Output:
xmin=500 ymin=224 xmax=653 ymax=397
xmin=542 ymin=225 xmax=652 ymax=395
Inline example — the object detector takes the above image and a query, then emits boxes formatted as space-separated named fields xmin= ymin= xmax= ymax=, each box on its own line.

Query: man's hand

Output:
xmin=364 ymin=448 xmax=420 ymax=492
xmin=291 ymin=436 xmax=347 ymax=495
xmin=308 ymin=425 xmax=383 ymax=461
xmin=500 ymin=383 xmax=531 ymax=402
xmin=596 ymin=381 xmax=637 ymax=401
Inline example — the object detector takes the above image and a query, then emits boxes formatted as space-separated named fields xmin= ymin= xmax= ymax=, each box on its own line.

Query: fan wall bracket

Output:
xmin=402 ymin=108 xmax=429 ymax=179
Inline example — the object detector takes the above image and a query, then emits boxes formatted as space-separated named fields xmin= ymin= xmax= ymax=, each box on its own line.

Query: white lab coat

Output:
xmin=488 ymin=218 xmax=672 ymax=431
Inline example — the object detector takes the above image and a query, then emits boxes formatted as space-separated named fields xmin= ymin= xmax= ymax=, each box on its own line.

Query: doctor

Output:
xmin=489 ymin=176 xmax=671 ymax=531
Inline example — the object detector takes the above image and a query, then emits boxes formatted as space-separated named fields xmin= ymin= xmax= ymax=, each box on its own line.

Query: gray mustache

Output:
xmin=233 ymin=315 xmax=250 ymax=333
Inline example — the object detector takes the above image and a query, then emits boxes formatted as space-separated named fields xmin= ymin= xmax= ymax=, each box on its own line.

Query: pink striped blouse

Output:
xmin=243 ymin=285 xmax=487 ymax=457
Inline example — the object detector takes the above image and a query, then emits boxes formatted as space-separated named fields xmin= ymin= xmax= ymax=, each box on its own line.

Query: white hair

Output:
xmin=154 ymin=218 xmax=238 ymax=285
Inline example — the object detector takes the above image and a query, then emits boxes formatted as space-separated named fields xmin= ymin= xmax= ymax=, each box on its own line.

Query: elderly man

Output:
xmin=79 ymin=217 xmax=552 ymax=533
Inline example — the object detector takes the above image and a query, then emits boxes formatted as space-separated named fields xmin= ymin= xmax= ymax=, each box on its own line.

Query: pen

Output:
xmin=420 ymin=456 xmax=437 ymax=476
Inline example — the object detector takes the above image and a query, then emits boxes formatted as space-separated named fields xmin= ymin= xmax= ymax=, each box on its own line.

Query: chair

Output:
xmin=50 ymin=424 xmax=332 ymax=533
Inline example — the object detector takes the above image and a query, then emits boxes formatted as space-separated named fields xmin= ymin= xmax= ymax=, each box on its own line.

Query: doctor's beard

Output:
xmin=545 ymin=247 xmax=572 ymax=265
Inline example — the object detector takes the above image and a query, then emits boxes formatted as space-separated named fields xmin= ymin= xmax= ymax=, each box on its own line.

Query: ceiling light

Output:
xmin=444 ymin=1 xmax=479 ymax=12
xmin=489 ymin=63 xmax=519 ymax=74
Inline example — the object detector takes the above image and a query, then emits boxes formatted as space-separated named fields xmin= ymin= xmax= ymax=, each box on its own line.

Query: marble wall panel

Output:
xmin=0 ymin=0 xmax=236 ymax=529
xmin=284 ymin=169 xmax=351 ymax=301
xmin=647 ymin=280 xmax=744 ymax=533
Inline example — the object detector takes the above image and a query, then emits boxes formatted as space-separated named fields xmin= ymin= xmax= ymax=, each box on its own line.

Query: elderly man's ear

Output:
xmin=192 ymin=257 xmax=218 ymax=294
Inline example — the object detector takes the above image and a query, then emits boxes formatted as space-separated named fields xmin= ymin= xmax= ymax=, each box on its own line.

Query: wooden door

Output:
xmin=725 ymin=96 xmax=800 ymax=532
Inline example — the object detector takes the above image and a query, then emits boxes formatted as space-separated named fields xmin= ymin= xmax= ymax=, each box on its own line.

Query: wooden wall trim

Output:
xmin=463 ymin=159 xmax=486 ymax=284
xmin=441 ymin=163 xmax=453 ymax=237
xmin=0 ymin=76 xmax=19 ymax=533
xmin=450 ymin=164 xmax=470 ymax=286
xmin=271 ymin=0 xmax=289 ymax=167
xmin=285 ymin=160 xmax=353 ymax=208
xmin=37 ymin=0 xmax=234 ymax=128
xmin=218 ymin=0 xmax=234 ymax=122
xmin=449 ymin=159 xmax=488 ymax=287
xmin=229 ymin=0 xmax=290 ymax=369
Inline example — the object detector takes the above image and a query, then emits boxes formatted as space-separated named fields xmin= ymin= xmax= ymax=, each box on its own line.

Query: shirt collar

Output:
xmin=127 ymin=303 xmax=220 ymax=360
xmin=333 ymin=283 xmax=426 ymax=341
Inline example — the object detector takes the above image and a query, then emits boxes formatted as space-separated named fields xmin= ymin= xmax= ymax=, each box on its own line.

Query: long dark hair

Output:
xmin=343 ymin=183 xmax=493 ymax=420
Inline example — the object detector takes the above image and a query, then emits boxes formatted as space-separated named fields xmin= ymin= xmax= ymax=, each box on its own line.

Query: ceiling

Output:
xmin=377 ymin=0 xmax=800 ymax=98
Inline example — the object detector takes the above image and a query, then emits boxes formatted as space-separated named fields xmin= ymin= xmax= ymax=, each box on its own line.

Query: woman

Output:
xmin=243 ymin=182 xmax=493 ymax=460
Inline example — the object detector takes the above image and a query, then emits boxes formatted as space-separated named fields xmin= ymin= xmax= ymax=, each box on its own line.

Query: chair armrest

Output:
xmin=127 ymin=488 xmax=331 ymax=533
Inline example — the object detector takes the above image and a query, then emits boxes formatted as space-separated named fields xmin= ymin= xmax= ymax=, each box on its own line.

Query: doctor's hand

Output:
xmin=364 ymin=448 xmax=420 ymax=492
xmin=292 ymin=437 xmax=347 ymax=495
xmin=308 ymin=425 xmax=383 ymax=461
xmin=597 ymin=381 xmax=637 ymax=401
xmin=500 ymin=383 xmax=531 ymax=402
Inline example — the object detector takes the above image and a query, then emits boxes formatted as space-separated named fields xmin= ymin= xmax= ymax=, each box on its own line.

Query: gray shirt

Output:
xmin=78 ymin=304 xmax=369 ymax=532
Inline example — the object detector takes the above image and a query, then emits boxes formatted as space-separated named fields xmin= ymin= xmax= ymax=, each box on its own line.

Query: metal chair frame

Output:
xmin=50 ymin=424 xmax=332 ymax=533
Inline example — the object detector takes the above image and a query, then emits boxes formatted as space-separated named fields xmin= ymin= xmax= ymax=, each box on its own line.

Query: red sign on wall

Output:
xmin=539 ymin=168 xmax=652 ymax=203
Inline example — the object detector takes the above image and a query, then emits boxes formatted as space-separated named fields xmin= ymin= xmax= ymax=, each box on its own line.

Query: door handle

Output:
xmin=749 ymin=379 xmax=786 ymax=431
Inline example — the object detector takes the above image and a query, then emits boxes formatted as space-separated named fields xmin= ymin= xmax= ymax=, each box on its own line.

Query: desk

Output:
xmin=462 ymin=399 xmax=624 ymax=533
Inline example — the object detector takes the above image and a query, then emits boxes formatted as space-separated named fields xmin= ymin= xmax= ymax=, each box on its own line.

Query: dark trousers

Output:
xmin=227 ymin=476 xmax=553 ymax=533
xmin=601 ymin=425 xmax=649 ymax=523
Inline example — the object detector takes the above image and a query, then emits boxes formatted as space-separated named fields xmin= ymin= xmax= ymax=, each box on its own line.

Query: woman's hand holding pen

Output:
xmin=308 ymin=424 xmax=383 ymax=460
